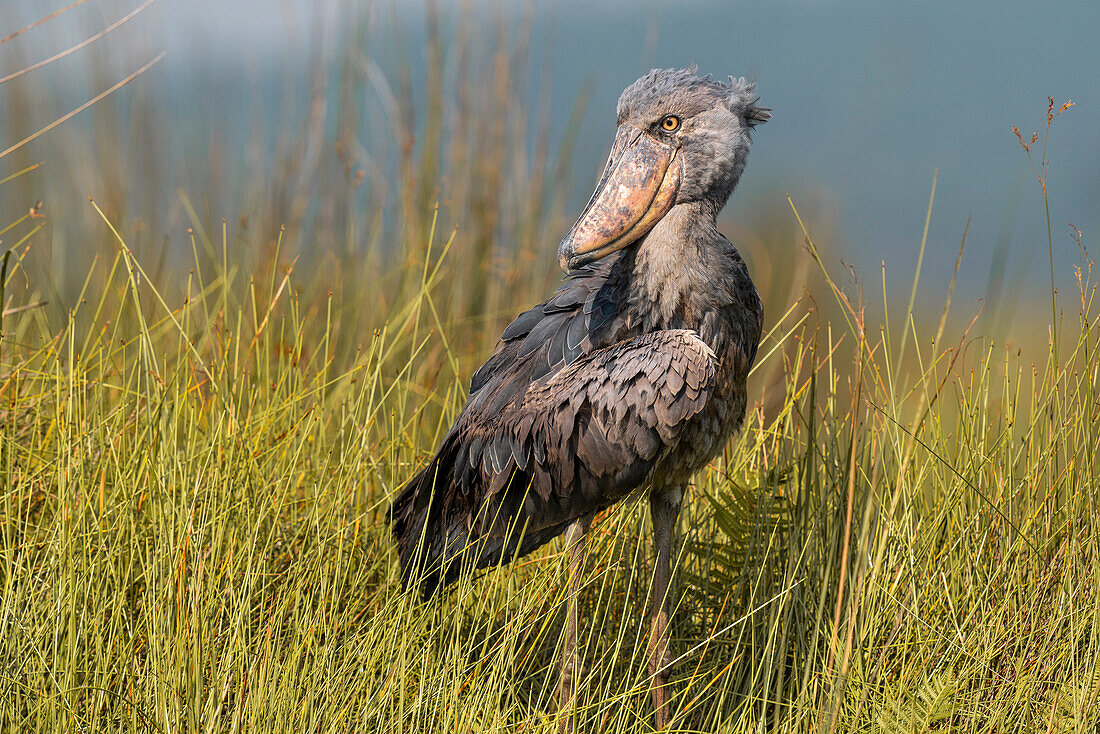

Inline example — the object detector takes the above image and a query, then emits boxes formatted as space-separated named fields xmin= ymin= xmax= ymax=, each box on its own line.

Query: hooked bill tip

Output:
xmin=558 ymin=127 xmax=680 ymax=271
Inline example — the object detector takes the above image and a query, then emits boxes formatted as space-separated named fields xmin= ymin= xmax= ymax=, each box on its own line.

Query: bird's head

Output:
xmin=558 ymin=67 xmax=769 ymax=272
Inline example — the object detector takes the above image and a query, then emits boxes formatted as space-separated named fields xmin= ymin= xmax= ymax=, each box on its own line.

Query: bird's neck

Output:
xmin=626 ymin=200 xmax=723 ymax=331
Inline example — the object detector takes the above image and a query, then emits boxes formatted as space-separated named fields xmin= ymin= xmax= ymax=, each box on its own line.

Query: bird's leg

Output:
xmin=557 ymin=516 xmax=591 ymax=733
xmin=648 ymin=485 xmax=684 ymax=729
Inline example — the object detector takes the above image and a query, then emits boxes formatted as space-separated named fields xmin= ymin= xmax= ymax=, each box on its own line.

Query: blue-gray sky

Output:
xmin=3 ymin=0 xmax=1098 ymax=307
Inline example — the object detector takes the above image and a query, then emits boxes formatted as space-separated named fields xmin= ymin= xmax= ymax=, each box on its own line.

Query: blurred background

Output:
xmin=1 ymin=0 xmax=1097 ymax=339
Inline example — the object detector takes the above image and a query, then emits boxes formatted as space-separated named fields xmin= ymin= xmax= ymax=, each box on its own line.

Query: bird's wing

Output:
xmin=392 ymin=254 xmax=627 ymax=593
xmin=393 ymin=327 xmax=718 ymax=596
xmin=469 ymin=252 xmax=623 ymax=397
xmin=467 ymin=328 xmax=719 ymax=534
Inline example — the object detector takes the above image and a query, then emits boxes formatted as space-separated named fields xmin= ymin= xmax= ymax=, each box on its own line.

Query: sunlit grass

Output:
xmin=2 ymin=166 xmax=1099 ymax=731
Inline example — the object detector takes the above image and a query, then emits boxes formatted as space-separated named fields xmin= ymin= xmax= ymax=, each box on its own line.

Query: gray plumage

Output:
xmin=392 ymin=67 xmax=766 ymax=593
xmin=390 ymin=67 xmax=767 ymax=725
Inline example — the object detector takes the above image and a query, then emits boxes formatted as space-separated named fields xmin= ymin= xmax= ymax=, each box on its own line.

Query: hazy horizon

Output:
xmin=3 ymin=0 xmax=1097 ymax=316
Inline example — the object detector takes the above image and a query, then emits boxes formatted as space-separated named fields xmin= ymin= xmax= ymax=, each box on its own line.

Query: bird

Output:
xmin=390 ymin=67 xmax=768 ymax=729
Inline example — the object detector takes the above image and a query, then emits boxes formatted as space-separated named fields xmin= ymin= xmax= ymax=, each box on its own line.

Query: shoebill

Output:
xmin=391 ymin=67 xmax=768 ymax=729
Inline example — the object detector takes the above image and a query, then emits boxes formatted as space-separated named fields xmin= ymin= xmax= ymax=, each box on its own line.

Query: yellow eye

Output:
xmin=661 ymin=115 xmax=680 ymax=132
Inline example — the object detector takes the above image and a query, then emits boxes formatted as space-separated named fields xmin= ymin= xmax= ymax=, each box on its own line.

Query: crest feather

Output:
xmin=727 ymin=76 xmax=771 ymax=127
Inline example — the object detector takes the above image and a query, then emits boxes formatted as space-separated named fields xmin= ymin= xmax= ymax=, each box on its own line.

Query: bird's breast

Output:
xmin=648 ymin=302 xmax=760 ymax=488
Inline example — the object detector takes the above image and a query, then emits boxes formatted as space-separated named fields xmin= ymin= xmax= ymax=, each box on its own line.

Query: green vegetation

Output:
xmin=2 ymin=7 xmax=1097 ymax=733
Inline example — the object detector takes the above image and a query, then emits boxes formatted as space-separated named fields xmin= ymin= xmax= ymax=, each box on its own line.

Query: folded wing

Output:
xmin=392 ymin=327 xmax=718 ymax=597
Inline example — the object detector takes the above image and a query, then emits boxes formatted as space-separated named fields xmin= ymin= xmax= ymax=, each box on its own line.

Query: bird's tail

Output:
xmin=389 ymin=460 xmax=459 ymax=599
xmin=390 ymin=454 xmax=571 ymax=600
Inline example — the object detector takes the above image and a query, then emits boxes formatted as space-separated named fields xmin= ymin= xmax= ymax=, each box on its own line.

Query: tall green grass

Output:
xmin=2 ymin=169 xmax=1098 ymax=731
xmin=2 ymin=6 xmax=1097 ymax=732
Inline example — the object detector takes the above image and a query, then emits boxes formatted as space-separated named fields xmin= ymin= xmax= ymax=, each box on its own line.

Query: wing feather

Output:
xmin=493 ymin=329 xmax=718 ymax=530
xmin=470 ymin=253 xmax=623 ymax=396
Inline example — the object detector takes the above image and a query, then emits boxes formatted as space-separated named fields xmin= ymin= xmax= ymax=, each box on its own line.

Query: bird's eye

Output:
xmin=660 ymin=115 xmax=680 ymax=132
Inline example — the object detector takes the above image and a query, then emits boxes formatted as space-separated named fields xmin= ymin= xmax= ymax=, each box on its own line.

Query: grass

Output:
xmin=3 ymin=178 xmax=1098 ymax=731
xmin=2 ymin=5 xmax=1098 ymax=733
